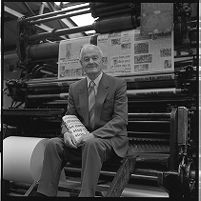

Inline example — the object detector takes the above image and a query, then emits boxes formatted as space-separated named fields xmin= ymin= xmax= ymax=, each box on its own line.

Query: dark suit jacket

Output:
xmin=62 ymin=72 xmax=129 ymax=157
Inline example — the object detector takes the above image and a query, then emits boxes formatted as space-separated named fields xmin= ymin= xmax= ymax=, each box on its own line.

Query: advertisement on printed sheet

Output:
xmin=97 ymin=29 xmax=174 ymax=76
xmin=97 ymin=30 xmax=134 ymax=75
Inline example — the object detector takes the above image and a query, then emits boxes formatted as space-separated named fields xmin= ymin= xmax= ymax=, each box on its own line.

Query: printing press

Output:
xmin=2 ymin=3 xmax=198 ymax=198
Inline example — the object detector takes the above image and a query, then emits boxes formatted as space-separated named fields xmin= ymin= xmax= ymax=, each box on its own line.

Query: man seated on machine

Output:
xmin=35 ymin=44 xmax=129 ymax=197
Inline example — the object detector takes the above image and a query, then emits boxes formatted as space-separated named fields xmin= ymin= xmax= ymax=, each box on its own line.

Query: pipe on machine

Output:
xmin=26 ymin=15 xmax=138 ymax=60
xmin=28 ymin=15 xmax=139 ymax=41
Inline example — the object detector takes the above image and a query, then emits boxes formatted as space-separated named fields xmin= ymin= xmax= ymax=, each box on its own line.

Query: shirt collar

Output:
xmin=87 ymin=72 xmax=103 ymax=88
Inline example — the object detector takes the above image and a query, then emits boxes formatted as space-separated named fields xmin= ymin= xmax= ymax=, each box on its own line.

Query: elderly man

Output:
xmin=36 ymin=44 xmax=129 ymax=197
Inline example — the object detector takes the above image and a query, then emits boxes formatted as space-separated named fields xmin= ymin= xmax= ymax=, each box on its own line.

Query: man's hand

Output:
xmin=76 ymin=133 xmax=95 ymax=147
xmin=63 ymin=131 xmax=77 ymax=149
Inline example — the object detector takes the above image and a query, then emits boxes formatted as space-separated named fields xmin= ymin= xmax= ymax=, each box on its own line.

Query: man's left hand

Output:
xmin=76 ymin=133 xmax=95 ymax=147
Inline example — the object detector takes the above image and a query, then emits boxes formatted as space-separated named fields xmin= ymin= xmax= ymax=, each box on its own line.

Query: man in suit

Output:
xmin=36 ymin=44 xmax=129 ymax=197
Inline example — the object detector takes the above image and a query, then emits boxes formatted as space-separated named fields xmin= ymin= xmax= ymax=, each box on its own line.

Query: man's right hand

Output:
xmin=63 ymin=131 xmax=77 ymax=149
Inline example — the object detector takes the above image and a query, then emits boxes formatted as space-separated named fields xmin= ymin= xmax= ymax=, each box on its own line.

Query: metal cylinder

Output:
xmin=27 ymin=93 xmax=68 ymax=100
xmin=127 ymin=88 xmax=183 ymax=97
xmin=27 ymin=42 xmax=59 ymax=59
xmin=27 ymin=34 xmax=98 ymax=60
xmin=28 ymin=14 xmax=138 ymax=41
xmin=95 ymin=15 xmax=138 ymax=33
xmin=90 ymin=3 xmax=134 ymax=18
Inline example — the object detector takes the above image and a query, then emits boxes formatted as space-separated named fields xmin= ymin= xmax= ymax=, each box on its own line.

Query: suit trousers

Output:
xmin=37 ymin=137 xmax=116 ymax=197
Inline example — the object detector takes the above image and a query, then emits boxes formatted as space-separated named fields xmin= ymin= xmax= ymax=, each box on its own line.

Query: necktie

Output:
xmin=88 ymin=81 xmax=96 ymax=130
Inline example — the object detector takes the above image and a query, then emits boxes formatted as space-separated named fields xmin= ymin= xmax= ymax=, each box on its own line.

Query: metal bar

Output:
xmin=29 ymin=24 xmax=94 ymax=41
xmin=27 ymin=93 xmax=68 ymax=99
xmin=23 ymin=2 xmax=35 ymax=16
xmin=27 ymin=82 xmax=68 ymax=89
xmin=39 ymin=3 xmax=45 ymax=15
xmin=128 ymin=120 xmax=170 ymax=123
xmin=26 ymin=77 xmax=76 ymax=85
xmin=128 ymin=131 xmax=170 ymax=135
xmin=45 ymin=2 xmax=68 ymax=31
xmin=134 ymin=169 xmax=178 ymax=177
xmin=128 ymin=97 xmax=194 ymax=104
xmin=4 ymin=6 xmax=25 ymax=18
xmin=23 ymin=3 xmax=90 ymax=22
xmin=131 ymin=174 xmax=159 ymax=181
xmin=42 ymin=2 xmax=68 ymax=39
xmin=30 ymin=8 xmax=90 ymax=24
xmin=128 ymin=113 xmax=171 ymax=118
xmin=169 ymin=108 xmax=178 ymax=170
xmin=43 ymin=100 xmax=68 ymax=105
xmin=3 ymin=108 xmax=64 ymax=112
xmin=27 ymin=81 xmax=71 ymax=87
xmin=24 ymin=181 xmax=38 ymax=196
xmin=128 ymin=137 xmax=169 ymax=142
xmin=177 ymin=106 xmax=188 ymax=145
xmin=4 ymin=6 xmax=66 ymax=40
xmin=123 ymin=71 xmax=175 ymax=78
xmin=43 ymin=2 xmax=84 ymax=38
xmin=127 ymin=88 xmax=183 ymax=96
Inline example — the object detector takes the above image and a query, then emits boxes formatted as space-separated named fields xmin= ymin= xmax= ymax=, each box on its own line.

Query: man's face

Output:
xmin=80 ymin=46 xmax=103 ymax=77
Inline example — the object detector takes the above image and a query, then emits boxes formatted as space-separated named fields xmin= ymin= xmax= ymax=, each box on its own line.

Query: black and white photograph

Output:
xmin=2 ymin=1 xmax=199 ymax=200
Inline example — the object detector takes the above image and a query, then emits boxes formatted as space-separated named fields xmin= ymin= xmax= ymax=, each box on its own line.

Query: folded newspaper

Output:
xmin=62 ymin=115 xmax=89 ymax=142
